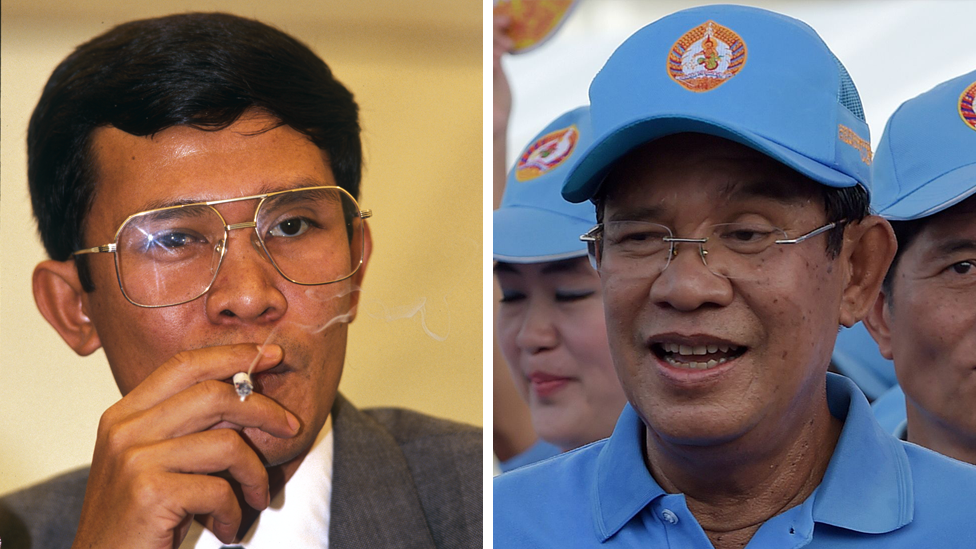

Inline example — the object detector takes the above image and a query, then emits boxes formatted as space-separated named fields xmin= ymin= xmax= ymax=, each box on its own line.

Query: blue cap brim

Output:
xmin=562 ymin=115 xmax=861 ymax=203
xmin=493 ymin=206 xmax=593 ymax=263
xmin=875 ymin=162 xmax=976 ymax=221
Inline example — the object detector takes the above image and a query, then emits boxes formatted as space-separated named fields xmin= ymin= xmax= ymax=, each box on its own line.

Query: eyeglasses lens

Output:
xmin=595 ymin=222 xmax=788 ymax=280
xmin=256 ymin=188 xmax=364 ymax=284
xmin=115 ymin=188 xmax=364 ymax=307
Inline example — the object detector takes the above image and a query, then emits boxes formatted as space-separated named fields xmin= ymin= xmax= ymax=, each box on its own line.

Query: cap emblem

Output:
xmin=668 ymin=20 xmax=747 ymax=93
xmin=959 ymin=80 xmax=976 ymax=131
xmin=515 ymin=124 xmax=579 ymax=181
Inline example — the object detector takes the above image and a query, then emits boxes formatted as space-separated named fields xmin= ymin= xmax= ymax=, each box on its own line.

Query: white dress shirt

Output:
xmin=181 ymin=416 xmax=334 ymax=548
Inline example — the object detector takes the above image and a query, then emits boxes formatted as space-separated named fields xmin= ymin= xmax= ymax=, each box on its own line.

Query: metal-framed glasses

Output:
xmin=73 ymin=186 xmax=372 ymax=308
xmin=579 ymin=220 xmax=841 ymax=279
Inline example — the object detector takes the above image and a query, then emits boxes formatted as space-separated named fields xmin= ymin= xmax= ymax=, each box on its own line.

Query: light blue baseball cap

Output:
xmin=872 ymin=70 xmax=976 ymax=220
xmin=561 ymin=4 xmax=872 ymax=203
xmin=494 ymin=106 xmax=597 ymax=263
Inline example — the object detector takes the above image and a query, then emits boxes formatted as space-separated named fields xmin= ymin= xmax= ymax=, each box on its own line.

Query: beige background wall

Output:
xmin=0 ymin=0 xmax=483 ymax=495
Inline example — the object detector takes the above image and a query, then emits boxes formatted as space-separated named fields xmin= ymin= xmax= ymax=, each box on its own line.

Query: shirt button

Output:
xmin=661 ymin=509 xmax=679 ymax=524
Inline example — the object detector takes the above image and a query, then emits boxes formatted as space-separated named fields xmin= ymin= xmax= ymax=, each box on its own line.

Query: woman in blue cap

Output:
xmin=493 ymin=106 xmax=628 ymax=469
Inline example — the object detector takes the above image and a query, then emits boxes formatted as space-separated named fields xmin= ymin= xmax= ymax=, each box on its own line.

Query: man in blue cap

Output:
xmin=494 ymin=6 xmax=976 ymax=548
xmin=862 ymin=71 xmax=976 ymax=464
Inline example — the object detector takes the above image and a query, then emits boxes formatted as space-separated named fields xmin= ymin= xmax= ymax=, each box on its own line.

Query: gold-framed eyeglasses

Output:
xmin=73 ymin=186 xmax=372 ymax=308
xmin=579 ymin=220 xmax=841 ymax=279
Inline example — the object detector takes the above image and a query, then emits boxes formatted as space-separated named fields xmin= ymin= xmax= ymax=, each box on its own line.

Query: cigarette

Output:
xmin=233 ymin=372 xmax=253 ymax=402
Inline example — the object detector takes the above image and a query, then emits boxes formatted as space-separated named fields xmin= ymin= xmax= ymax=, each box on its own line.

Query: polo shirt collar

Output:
xmin=592 ymin=403 xmax=665 ymax=540
xmin=812 ymin=374 xmax=913 ymax=533
xmin=592 ymin=374 xmax=913 ymax=541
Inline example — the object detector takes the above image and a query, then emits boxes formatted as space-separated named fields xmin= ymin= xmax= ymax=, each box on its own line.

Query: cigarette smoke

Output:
xmin=246 ymin=285 xmax=450 ymax=376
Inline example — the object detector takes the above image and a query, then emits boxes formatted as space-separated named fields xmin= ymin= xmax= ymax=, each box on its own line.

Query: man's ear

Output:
xmin=346 ymin=221 xmax=372 ymax=322
xmin=862 ymin=292 xmax=895 ymax=360
xmin=838 ymin=215 xmax=897 ymax=328
xmin=32 ymin=259 xmax=102 ymax=356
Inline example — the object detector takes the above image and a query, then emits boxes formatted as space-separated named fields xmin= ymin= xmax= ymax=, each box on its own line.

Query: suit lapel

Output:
xmin=328 ymin=394 xmax=438 ymax=549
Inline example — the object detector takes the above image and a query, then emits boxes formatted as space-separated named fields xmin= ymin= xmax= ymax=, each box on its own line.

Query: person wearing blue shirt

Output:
xmin=862 ymin=71 xmax=976 ymax=464
xmin=494 ymin=107 xmax=628 ymax=471
xmin=493 ymin=5 xmax=976 ymax=548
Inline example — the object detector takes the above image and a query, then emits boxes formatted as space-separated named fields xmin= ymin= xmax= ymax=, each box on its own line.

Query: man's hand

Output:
xmin=71 ymin=344 xmax=300 ymax=549
xmin=494 ymin=14 xmax=514 ymax=139
xmin=494 ymin=14 xmax=516 ymax=209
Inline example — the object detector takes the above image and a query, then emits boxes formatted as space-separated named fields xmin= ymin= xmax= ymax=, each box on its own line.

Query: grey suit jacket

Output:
xmin=0 ymin=394 xmax=482 ymax=549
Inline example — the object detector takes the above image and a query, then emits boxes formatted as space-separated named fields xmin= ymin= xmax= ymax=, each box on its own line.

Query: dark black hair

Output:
xmin=28 ymin=12 xmax=362 ymax=290
xmin=821 ymin=184 xmax=870 ymax=258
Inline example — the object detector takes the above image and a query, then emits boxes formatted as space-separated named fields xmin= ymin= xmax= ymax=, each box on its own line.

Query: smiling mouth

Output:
xmin=652 ymin=342 xmax=746 ymax=370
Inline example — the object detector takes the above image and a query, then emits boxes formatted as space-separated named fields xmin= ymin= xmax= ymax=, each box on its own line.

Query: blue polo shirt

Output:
xmin=494 ymin=374 xmax=976 ymax=548
xmin=872 ymin=384 xmax=908 ymax=438
xmin=499 ymin=440 xmax=561 ymax=473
